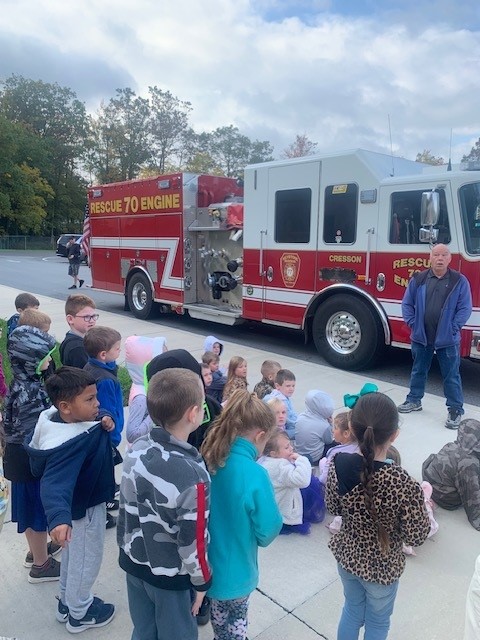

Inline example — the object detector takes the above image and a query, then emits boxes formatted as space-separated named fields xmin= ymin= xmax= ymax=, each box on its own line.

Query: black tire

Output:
xmin=127 ymin=272 xmax=154 ymax=320
xmin=312 ymin=295 xmax=385 ymax=371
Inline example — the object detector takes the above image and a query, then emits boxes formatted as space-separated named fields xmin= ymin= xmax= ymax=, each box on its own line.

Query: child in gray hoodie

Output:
xmin=294 ymin=390 xmax=335 ymax=465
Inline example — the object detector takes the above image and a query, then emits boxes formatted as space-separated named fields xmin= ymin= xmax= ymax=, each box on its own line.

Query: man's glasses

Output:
xmin=74 ymin=314 xmax=99 ymax=322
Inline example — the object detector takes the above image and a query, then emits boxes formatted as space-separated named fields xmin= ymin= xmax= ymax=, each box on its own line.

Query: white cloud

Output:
xmin=0 ymin=0 xmax=479 ymax=161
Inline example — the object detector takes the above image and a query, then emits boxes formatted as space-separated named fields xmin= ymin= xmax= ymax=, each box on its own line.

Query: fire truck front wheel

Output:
xmin=127 ymin=273 xmax=154 ymax=320
xmin=312 ymin=295 xmax=385 ymax=371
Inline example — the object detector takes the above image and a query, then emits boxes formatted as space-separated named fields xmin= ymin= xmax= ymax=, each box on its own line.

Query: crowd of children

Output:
xmin=0 ymin=293 xmax=477 ymax=640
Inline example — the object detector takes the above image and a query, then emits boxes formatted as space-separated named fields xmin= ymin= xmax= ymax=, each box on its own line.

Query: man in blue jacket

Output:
xmin=398 ymin=244 xmax=472 ymax=429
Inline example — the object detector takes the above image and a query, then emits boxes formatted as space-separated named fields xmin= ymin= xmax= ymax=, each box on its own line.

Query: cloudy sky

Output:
xmin=1 ymin=0 xmax=480 ymax=161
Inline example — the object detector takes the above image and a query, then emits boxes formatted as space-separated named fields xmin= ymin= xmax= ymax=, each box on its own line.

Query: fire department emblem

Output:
xmin=281 ymin=253 xmax=300 ymax=288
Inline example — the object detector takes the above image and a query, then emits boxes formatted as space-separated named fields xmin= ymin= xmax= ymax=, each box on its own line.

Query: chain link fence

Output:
xmin=0 ymin=236 xmax=55 ymax=250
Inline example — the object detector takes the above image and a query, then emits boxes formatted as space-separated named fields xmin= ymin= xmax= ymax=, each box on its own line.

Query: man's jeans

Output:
xmin=337 ymin=564 xmax=399 ymax=640
xmin=406 ymin=341 xmax=464 ymax=413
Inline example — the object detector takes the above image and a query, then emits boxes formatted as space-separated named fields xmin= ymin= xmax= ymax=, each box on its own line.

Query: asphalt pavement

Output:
xmin=0 ymin=250 xmax=479 ymax=405
xmin=0 ymin=282 xmax=479 ymax=640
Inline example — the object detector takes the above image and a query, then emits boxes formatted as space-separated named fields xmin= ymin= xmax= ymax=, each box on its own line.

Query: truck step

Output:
xmin=184 ymin=304 xmax=243 ymax=326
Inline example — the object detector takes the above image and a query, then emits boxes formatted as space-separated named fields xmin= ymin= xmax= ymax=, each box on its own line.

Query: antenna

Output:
xmin=388 ymin=114 xmax=394 ymax=176
xmin=447 ymin=128 xmax=452 ymax=171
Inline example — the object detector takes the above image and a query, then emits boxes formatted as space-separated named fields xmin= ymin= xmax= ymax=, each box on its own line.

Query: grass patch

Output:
xmin=0 ymin=319 xmax=132 ymax=406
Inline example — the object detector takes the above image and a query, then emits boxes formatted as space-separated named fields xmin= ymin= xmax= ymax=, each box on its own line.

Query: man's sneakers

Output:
xmin=106 ymin=499 xmax=119 ymax=511
xmin=66 ymin=598 xmax=115 ymax=634
xmin=28 ymin=556 xmax=61 ymax=584
xmin=24 ymin=540 xmax=62 ymax=568
xmin=397 ymin=400 xmax=422 ymax=413
xmin=445 ymin=409 xmax=462 ymax=430
xmin=79 ymin=279 xmax=84 ymax=288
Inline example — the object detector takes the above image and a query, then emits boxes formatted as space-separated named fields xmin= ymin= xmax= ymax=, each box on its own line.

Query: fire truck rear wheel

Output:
xmin=312 ymin=295 xmax=384 ymax=371
xmin=127 ymin=273 xmax=154 ymax=320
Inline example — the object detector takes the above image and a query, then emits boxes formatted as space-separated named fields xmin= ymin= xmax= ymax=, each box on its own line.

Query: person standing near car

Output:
xmin=397 ymin=244 xmax=472 ymax=429
xmin=67 ymin=238 xmax=84 ymax=290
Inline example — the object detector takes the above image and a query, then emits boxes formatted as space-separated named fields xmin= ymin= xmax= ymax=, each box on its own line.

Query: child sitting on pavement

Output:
xmin=59 ymin=295 xmax=98 ymax=369
xmin=26 ymin=367 xmax=116 ymax=633
xmin=6 ymin=292 xmax=39 ymax=337
xmin=319 ymin=410 xmax=359 ymax=485
xmin=222 ymin=355 xmax=248 ymax=404
xmin=203 ymin=335 xmax=225 ymax=372
xmin=267 ymin=397 xmax=288 ymax=430
xmin=201 ymin=351 xmax=226 ymax=404
xmin=422 ymin=418 xmax=480 ymax=531
xmin=263 ymin=369 xmax=298 ymax=439
xmin=253 ymin=360 xmax=282 ymax=400
xmin=295 ymin=390 xmax=335 ymax=465
xmin=124 ymin=335 xmax=167 ymax=444
xmin=259 ymin=428 xmax=316 ymax=535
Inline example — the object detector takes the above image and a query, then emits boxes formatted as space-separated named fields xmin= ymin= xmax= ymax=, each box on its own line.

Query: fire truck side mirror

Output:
xmin=421 ymin=191 xmax=439 ymax=226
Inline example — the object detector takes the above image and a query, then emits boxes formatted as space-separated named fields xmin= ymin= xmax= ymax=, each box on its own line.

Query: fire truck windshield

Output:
xmin=459 ymin=182 xmax=480 ymax=255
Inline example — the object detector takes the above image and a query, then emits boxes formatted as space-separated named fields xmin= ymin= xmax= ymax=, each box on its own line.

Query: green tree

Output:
xmin=282 ymin=134 xmax=318 ymax=159
xmin=149 ymin=87 xmax=192 ymax=173
xmin=209 ymin=126 xmax=274 ymax=177
xmin=87 ymin=89 xmax=151 ymax=183
xmin=0 ymin=75 xmax=89 ymax=235
xmin=0 ymin=116 xmax=54 ymax=234
xmin=415 ymin=149 xmax=445 ymax=165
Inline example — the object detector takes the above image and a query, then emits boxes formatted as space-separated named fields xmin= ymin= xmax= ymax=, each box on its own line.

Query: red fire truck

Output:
xmin=87 ymin=149 xmax=480 ymax=370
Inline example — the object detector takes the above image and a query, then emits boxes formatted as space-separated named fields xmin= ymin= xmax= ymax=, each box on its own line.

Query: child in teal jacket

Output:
xmin=201 ymin=389 xmax=282 ymax=640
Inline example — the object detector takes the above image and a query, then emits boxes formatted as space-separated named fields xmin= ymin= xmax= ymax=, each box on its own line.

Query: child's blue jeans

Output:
xmin=337 ymin=564 xmax=399 ymax=640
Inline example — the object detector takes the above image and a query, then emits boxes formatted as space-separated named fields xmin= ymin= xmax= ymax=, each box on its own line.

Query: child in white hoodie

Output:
xmin=259 ymin=429 xmax=313 ymax=535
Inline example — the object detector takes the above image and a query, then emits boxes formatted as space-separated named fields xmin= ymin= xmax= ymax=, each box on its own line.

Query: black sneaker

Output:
xmin=445 ymin=409 xmax=462 ymax=430
xmin=196 ymin=596 xmax=210 ymax=626
xmin=106 ymin=513 xmax=117 ymax=529
xmin=114 ymin=482 xmax=120 ymax=498
xmin=24 ymin=540 xmax=62 ymax=568
xmin=79 ymin=279 xmax=84 ymax=288
xmin=106 ymin=499 xmax=119 ymax=511
xmin=57 ymin=596 xmax=104 ymax=624
xmin=56 ymin=596 xmax=69 ymax=623
xmin=66 ymin=598 xmax=115 ymax=634
xmin=68 ymin=285 xmax=77 ymax=290
xmin=28 ymin=556 xmax=61 ymax=583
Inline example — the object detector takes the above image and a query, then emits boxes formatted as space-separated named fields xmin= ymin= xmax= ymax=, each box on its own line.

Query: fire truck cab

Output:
xmin=88 ymin=149 xmax=480 ymax=371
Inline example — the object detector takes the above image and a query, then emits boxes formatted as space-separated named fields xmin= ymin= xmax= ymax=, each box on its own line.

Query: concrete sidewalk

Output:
xmin=0 ymin=284 xmax=478 ymax=640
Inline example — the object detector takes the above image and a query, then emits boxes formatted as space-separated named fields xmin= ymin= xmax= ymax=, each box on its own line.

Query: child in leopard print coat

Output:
xmin=325 ymin=392 xmax=430 ymax=640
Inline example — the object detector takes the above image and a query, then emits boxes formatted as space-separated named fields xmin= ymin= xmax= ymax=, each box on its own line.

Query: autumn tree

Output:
xmin=282 ymin=134 xmax=318 ymax=159
xmin=462 ymin=139 xmax=480 ymax=162
xmin=415 ymin=150 xmax=445 ymax=165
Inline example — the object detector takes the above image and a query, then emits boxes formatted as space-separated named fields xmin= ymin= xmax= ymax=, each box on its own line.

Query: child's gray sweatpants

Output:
xmin=59 ymin=503 xmax=106 ymax=620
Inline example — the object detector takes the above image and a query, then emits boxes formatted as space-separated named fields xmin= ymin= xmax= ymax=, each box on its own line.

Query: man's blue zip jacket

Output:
xmin=402 ymin=268 xmax=472 ymax=348
xmin=26 ymin=406 xmax=115 ymax=531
